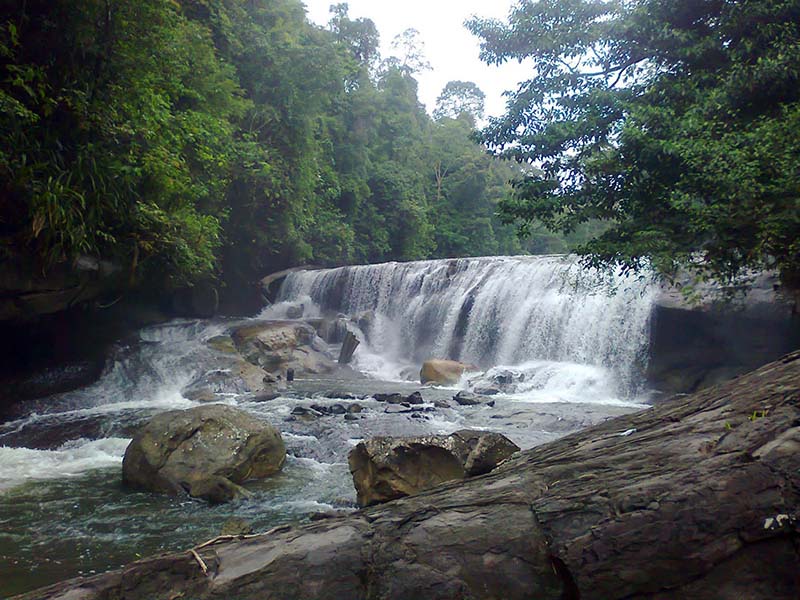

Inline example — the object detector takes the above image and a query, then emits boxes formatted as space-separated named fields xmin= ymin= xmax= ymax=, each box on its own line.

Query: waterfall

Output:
xmin=278 ymin=255 xmax=658 ymax=397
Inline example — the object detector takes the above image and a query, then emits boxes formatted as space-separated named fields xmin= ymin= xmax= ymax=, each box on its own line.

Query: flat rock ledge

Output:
xmin=17 ymin=352 xmax=800 ymax=600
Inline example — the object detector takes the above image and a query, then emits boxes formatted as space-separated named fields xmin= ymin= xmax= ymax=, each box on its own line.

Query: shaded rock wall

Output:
xmin=0 ymin=254 xmax=224 ymax=413
xmin=648 ymin=281 xmax=800 ymax=394
xmin=0 ymin=300 xmax=171 ymax=418
xmin=0 ymin=254 xmax=122 ymax=323
xmin=17 ymin=352 xmax=800 ymax=600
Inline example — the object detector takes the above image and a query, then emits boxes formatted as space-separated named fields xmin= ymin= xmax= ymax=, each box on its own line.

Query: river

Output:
xmin=0 ymin=255 xmax=657 ymax=596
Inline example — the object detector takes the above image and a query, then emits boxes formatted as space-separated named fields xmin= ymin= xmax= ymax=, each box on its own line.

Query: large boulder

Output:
xmin=182 ymin=360 xmax=273 ymax=402
xmin=122 ymin=404 xmax=285 ymax=503
xmin=348 ymin=430 xmax=520 ymax=507
xmin=231 ymin=320 xmax=336 ymax=377
xmin=420 ymin=359 xmax=479 ymax=385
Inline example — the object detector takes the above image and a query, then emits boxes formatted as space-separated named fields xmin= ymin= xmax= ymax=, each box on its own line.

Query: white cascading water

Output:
xmin=277 ymin=255 xmax=658 ymax=399
xmin=0 ymin=320 xmax=229 ymax=491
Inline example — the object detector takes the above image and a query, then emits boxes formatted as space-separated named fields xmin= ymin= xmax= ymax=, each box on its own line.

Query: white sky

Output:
xmin=302 ymin=0 xmax=531 ymax=118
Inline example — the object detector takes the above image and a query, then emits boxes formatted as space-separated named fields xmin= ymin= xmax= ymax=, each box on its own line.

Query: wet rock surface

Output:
xmin=453 ymin=390 xmax=483 ymax=406
xmin=21 ymin=351 xmax=800 ymax=600
xmin=121 ymin=404 xmax=286 ymax=503
xmin=231 ymin=320 xmax=338 ymax=377
xmin=181 ymin=359 xmax=271 ymax=399
xmin=419 ymin=359 xmax=478 ymax=385
xmin=304 ymin=316 xmax=350 ymax=345
xmin=348 ymin=430 xmax=520 ymax=507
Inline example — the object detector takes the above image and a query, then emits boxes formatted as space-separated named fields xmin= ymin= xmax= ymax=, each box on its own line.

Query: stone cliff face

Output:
xmin=649 ymin=273 xmax=800 ymax=395
xmin=17 ymin=351 xmax=800 ymax=600
xmin=0 ymin=254 xmax=122 ymax=323
xmin=0 ymin=254 xmax=223 ymax=412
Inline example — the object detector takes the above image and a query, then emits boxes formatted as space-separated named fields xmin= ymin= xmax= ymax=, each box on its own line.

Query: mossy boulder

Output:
xmin=122 ymin=404 xmax=285 ymax=503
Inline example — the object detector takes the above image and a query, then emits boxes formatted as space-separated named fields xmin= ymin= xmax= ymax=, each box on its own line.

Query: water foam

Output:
xmin=0 ymin=438 xmax=130 ymax=492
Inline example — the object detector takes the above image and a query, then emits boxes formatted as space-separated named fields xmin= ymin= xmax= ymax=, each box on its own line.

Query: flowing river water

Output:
xmin=0 ymin=255 xmax=658 ymax=596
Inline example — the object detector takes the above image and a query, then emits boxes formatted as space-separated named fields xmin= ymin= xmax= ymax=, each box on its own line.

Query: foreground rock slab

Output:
xmin=122 ymin=404 xmax=285 ymax=503
xmin=20 ymin=352 xmax=800 ymax=599
xmin=348 ymin=430 xmax=520 ymax=506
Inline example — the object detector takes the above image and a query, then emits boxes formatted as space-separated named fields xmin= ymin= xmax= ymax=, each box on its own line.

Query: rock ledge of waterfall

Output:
xmin=17 ymin=352 xmax=800 ymax=600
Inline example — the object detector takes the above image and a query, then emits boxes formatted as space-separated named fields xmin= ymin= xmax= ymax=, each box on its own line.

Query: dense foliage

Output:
xmin=0 ymin=0 xmax=543 ymax=295
xmin=0 ymin=0 xmax=241 ymax=284
xmin=469 ymin=0 xmax=800 ymax=285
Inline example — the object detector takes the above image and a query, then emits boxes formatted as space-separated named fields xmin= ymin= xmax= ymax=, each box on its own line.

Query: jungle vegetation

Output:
xmin=0 ymin=0 xmax=564 ymax=294
xmin=2 ymin=0 xmax=795 ymax=295
xmin=468 ymin=0 xmax=800 ymax=286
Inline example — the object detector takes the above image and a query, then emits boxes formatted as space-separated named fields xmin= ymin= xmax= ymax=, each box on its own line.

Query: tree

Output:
xmin=327 ymin=3 xmax=380 ymax=67
xmin=425 ymin=111 xmax=524 ymax=258
xmin=468 ymin=0 xmax=800 ymax=286
xmin=213 ymin=0 xmax=356 ymax=283
xmin=386 ymin=28 xmax=431 ymax=76
xmin=433 ymin=80 xmax=486 ymax=125
xmin=0 ymin=0 xmax=245 ymax=285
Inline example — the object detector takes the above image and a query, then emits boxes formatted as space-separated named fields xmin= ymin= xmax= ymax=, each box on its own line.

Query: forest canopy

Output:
xmin=1 ymin=0 xmax=576 ymax=295
xmin=3 ymin=0 xmax=790 ymax=297
xmin=468 ymin=0 xmax=800 ymax=286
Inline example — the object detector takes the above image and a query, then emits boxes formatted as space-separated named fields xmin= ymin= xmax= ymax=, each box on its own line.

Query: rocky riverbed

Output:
xmin=0 ymin=315 xmax=644 ymax=597
xmin=14 ymin=351 xmax=800 ymax=600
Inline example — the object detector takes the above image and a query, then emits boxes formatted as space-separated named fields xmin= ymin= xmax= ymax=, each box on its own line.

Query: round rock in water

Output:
xmin=420 ymin=359 xmax=478 ymax=385
xmin=122 ymin=404 xmax=285 ymax=503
